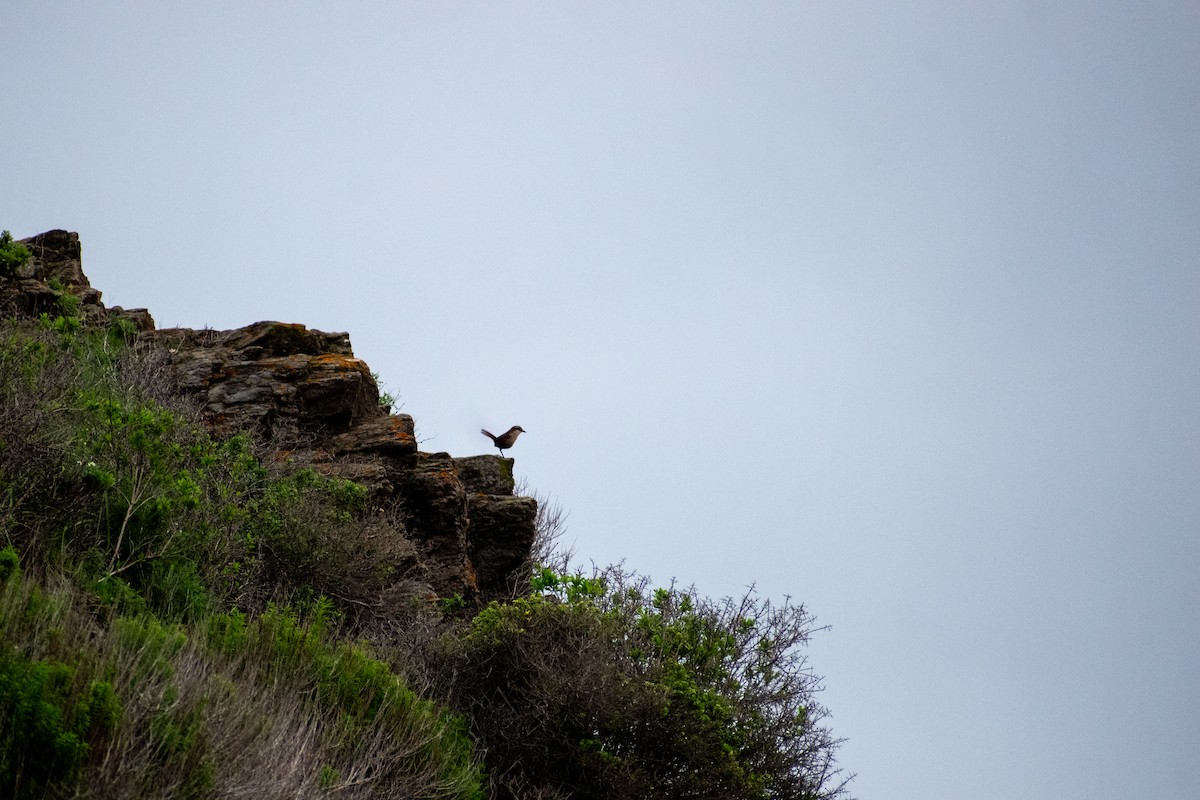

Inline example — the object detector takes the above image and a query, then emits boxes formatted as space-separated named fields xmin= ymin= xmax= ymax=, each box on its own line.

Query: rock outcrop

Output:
xmin=1 ymin=229 xmax=153 ymax=330
xmin=141 ymin=322 xmax=382 ymax=442
xmin=5 ymin=230 xmax=537 ymax=605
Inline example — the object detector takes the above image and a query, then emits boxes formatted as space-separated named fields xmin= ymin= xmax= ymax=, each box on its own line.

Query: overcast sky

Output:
xmin=5 ymin=3 xmax=1199 ymax=798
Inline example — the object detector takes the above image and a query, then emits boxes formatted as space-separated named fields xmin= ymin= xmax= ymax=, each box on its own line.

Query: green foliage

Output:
xmin=45 ymin=381 xmax=251 ymax=619
xmin=80 ymin=393 xmax=196 ymax=570
xmin=0 ymin=655 xmax=121 ymax=797
xmin=248 ymin=466 xmax=389 ymax=603
xmin=0 ymin=232 xmax=30 ymax=278
xmin=202 ymin=601 xmax=483 ymax=798
xmin=530 ymin=566 xmax=606 ymax=603
xmin=89 ymin=574 xmax=147 ymax=616
xmin=436 ymin=568 xmax=848 ymax=800
xmin=39 ymin=311 xmax=81 ymax=337
xmin=0 ymin=552 xmax=483 ymax=800
xmin=0 ymin=555 xmax=122 ymax=798
xmin=45 ymin=278 xmax=81 ymax=318
xmin=372 ymin=371 xmax=399 ymax=412
xmin=0 ymin=548 xmax=18 ymax=584
xmin=0 ymin=317 xmax=491 ymax=798
xmin=146 ymin=686 xmax=217 ymax=795
xmin=0 ymin=323 xmax=273 ymax=618
xmin=109 ymin=314 xmax=138 ymax=341
xmin=144 ymin=559 xmax=210 ymax=620
xmin=440 ymin=593 xmax=467 ymax=615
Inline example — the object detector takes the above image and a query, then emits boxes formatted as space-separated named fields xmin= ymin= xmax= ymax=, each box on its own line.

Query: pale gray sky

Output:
xmin=5 ymin=3 xmax=1199 ymax=798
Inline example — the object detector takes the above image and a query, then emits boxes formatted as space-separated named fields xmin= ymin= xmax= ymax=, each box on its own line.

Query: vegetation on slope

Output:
xmin=420 ymin=568 xmax=850 ymax=799
xmin=0 ymin=308 xmax=482 ymax=798
xmin=0 ymin=231 xmax=31 ymax=278
xmin=0 ymin=262 xmax=852 ymax=798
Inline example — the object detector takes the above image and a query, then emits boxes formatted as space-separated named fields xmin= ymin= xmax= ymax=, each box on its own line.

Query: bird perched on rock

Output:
xmin=481 ymin=426 xmax=525 ymax=456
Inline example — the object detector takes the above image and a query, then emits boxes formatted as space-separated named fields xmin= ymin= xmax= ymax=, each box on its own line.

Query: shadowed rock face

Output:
xmin=2 ymin=230 xmax=538 ymax=606
xmin=466 ymin=494 xmax=538 ymax=601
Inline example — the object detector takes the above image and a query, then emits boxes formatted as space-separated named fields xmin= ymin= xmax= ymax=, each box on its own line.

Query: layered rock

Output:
xmin=2 ymin=229 xmax=153 ymax=330
xmin=142 ymin=322 xmax=382 ymax=441
xmin=2 ymin=230 xmax=538 ymax=606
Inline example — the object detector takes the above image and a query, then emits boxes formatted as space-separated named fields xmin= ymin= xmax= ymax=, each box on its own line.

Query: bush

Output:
xmin=0 ymin=556 xmax=122 ymax=798
xmin=45 ymin=278 xmax=81 ymax=317
xmin=251 ymin=468 xmax=367 ymax=592
xmin=0 ymin=548 xmax=18 ymax=583
xmin=0 ymin=655 xmax=121 ymax=798
xmin=0 ymin=231 xmax=30 ymax=278
xmin=429 ymin=567 xmax=851 ymax=800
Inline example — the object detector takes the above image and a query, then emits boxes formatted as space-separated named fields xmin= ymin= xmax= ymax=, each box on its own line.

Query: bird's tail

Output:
xmin=481 ymin=429 xmax=495 ymax=442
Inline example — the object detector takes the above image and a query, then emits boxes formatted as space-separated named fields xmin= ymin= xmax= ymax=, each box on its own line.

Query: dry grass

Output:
xmin=0 ymin=563 xmax=482 ymax=800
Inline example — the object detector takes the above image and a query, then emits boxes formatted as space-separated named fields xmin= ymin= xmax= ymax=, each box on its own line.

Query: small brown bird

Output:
xmin=481 ymin=425 xmax=526 ymax=456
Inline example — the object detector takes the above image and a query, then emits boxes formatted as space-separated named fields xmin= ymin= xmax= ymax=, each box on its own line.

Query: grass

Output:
xmin=0 ymin=550 xmax=483 ymax=799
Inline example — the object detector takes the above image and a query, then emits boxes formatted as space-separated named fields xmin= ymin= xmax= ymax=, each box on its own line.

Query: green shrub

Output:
xmin=0 ymin=232 xmax=30 ymax=278
xmin=45 ymin=278 xmax=81 ymax=318
xmin=0 ymin=325 xmax=262 ymax=615
xmin=372 ymin=371 xmax=399 ymax=412
xmin=0 ymin=564 xmax=124 ymax=799
xmin=0 ymin=656 xmax=101 ymax=796
xmin=89 ymin=574 xmax=147 ymax=616
xmin=0 ymin=548 xmax=18 ymax=583
xmin=248 ymin=467 xmax=412 ymax=612
xmin=433 ymin=567 xmax=850 ymax=800
xmin=107 ymin=315 xmax=138 ymax=344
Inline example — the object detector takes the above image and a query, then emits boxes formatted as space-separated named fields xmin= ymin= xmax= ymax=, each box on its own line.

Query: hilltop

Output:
xmin=0 ymin=230 xmax=852 ymax=799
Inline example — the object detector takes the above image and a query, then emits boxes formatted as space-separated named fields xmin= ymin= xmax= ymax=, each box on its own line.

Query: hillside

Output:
xmin=0 ymin=229 xmax=852 ymax=799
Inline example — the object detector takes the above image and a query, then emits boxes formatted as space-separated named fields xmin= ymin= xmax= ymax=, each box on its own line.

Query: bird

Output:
xmin=481 ymin=425 xmax=525 ymax=456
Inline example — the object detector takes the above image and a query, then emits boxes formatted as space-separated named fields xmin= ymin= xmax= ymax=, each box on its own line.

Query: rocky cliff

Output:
xmin=6 ymin=230 xmax=537 ymax=606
